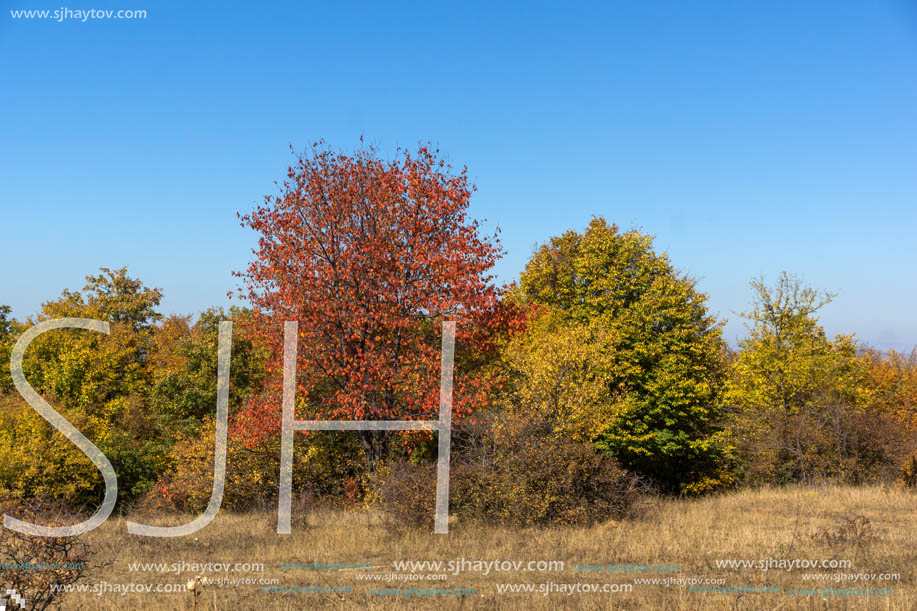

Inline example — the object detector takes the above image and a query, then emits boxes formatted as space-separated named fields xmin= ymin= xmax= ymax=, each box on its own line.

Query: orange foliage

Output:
xmin=230 ymin=142 xmax=523 ymax=458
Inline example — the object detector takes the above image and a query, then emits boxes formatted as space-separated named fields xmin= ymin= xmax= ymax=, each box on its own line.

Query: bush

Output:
xmin=727 ymin=397 xmax=913 ymax=486
xmin=0 ymin=495 xmax=100 ymax=610
xmin=147 ymin=418 xmax=367 ymax=513
xmin=899 ymin=451 xmax=917 ymax=488
xmin=380 ymin=410 xmax=644 ymax=528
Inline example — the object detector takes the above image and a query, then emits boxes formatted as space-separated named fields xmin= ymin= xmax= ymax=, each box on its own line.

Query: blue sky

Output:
xmin=1 ymin=1 xmax=916 ymax=349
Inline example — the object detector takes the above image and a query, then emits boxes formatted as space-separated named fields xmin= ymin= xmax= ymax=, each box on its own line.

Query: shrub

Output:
xmin=380 ymin=410 xmax=644 ymax=528
xmin=147 ymin=418 xmax=367 ymax=513
xmin=0 ymin=495 xmax=100 ymax=610
xmin=899 ymin=451 xmax=917 ymax=488
xmin=727 ymin=394 xmax=913 ymax=486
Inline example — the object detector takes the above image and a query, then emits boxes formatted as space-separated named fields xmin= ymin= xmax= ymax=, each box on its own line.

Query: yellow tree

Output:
xmin=499 ymin=313 xmax=620 ymax=443
xmin=0 ymin=268 xmax=166 ymax=504
xmin=860 ymin=348 xmax=917 ymax=431
xmin=725 ymin=272 xmax=905 ymax=484
xmin=0 ymin=305 xmax=21 ymax=393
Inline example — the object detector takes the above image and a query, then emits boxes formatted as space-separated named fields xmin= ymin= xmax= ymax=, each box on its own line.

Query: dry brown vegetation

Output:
xmin=49 ymin=484 xmax=916 ymax=610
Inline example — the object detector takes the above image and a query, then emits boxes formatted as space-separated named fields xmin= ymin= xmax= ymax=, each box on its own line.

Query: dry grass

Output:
xmin=60 ymin=485 xmax=916 ymax=610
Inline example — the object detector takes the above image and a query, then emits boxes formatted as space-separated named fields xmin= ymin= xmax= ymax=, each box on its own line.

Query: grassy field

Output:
xmin=61 ymin=485 xmax=915 ymax=610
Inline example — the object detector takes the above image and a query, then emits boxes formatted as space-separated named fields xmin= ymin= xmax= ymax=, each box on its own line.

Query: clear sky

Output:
xmin=2 ymin=1 xmax=916 ymax=350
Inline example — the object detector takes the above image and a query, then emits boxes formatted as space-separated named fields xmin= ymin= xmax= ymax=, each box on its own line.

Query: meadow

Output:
xmin=4 ymin=156 xmax=916 ymax=611
xmin=59 ymin=484 xmax=915 ymax=610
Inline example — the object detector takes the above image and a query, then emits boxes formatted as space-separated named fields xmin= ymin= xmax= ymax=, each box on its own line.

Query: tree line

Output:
xmin=1 ymin=142 xmax=915 ymax=526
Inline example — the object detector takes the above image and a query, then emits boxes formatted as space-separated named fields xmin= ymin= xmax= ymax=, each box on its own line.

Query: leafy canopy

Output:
xmin=724 ymin=272 xmax=892 ymax=484
xmin=513 ymin=218 xmax=733 ymax=494
xmin=234 ymin=142 xmax=517 ymax=464
xmin=0 ymin=268 xmax=166 ymax=503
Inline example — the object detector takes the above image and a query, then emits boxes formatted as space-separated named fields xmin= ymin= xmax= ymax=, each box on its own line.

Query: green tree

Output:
xmin=513 ymin=218 xmax=733 ymax=494
xmin=149 ymin=307 xmax=267 ymax=435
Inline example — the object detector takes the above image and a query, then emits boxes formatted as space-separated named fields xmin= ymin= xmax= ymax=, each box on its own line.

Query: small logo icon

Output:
xmin=1 ymin=588 xmax=25 ymax=610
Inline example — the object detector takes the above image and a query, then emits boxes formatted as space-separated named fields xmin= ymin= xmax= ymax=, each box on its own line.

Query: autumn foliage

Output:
xmin=1 ymin=142 xmax=917 ymax=530
xmin=232 ymin=142 xmax=519 ymax=464
xmin=0 ymin=496 xmax=97 ymax=610
xmin=510 ymin=219 xmax=734 ymax=494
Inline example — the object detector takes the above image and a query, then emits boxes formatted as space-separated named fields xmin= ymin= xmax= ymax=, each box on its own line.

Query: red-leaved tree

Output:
xmin=231 ymin=141 xmax=519 ymax=465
